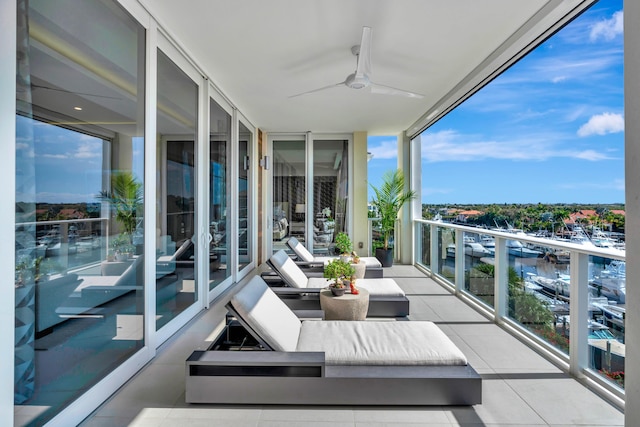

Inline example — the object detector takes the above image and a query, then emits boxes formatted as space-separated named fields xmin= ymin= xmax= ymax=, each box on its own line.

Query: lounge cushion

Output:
xmin=270 ymin=249 xmax=311 ymax=288
xmin=297 ymin=320 xmax=467 ymax=366
xmin=287 ymin=237 xmax=314 ymax=262
xmin=230 ymin=276 xmax=301 ymax=351
xmin=287 ymin=237 xmax=382 ymax=268
xmin=307 ymin=277 xmax=405 ymax=297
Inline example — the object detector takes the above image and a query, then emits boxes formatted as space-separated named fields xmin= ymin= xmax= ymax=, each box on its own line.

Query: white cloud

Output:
xmin=577 ymin=112 xmax=624 ymax=137
xmin=368 ymin=138 xmax=398 ymax=160
xmin=421 ymin=129 xmax=614 ymax=163
xmin=74 ymin=142 xmax=101 ymax=159
xmin=590 ymin=11 xmax=623 ymax=42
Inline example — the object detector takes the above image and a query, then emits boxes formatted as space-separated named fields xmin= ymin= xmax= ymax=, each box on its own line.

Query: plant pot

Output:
xmin=352 ymin=261 xmax=366 ymax=279
xmin=375 ymin=247 xmax=394 ymax=267
xmin=330 ymin=286 xmax=346 ymax=296
xmin=339 ymin=255 xmax=350 ymax=263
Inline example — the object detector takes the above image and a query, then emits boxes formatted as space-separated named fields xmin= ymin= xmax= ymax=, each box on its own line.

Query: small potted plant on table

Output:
xmin=324 ymin=259 xmax=355 ymax=296
xmin=334 ymin=232 xmax=353 ymax=262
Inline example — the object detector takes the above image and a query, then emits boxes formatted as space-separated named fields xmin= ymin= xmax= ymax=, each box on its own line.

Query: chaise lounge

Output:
xmin=185 ymin=275 xmax=481 ymax=405
xmin=267 ymin=250 xmax=409 ymax=317
xmin=286 ymin=236 xmax=383 ymax=278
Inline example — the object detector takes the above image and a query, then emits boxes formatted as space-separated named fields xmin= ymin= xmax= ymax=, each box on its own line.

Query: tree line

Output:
xmin=423 ymin=203 xmax=625 ymax=234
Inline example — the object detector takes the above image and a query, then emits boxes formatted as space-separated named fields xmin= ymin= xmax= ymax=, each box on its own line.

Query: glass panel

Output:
xmin=209 ymin=99 xmax=231 ymax=289
xmin=14 ymin=0 xmax=145 ymax=424
xmin=155 ymin=50 xmax=199 ymax=329
xmin=272 ymin=140 xmax=306 ymax=254
xmin=463 ymin=231 xmax=495 ymax=307
xmin=238 ymin=122 xmax=252 ymax=271
xmin=436 ymin=227 xmax=454 ymax=281
xmin=589 ymin=255 xmax=625 ymax=389
xmin=312 ymin=140 xmax=348 ymax=254
xmin=507 ymin=238 xmax=569 ymax=354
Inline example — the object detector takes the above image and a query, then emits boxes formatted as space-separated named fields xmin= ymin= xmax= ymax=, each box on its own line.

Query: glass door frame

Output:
xmin=236 ymin=111 xmax=257 ymax=283
xmin=153 ymin=33 xmax=208 ymax=345
xmin=206 ymin=86 xmax=235 ymax=302
xmin=265 ymin=132 xmax=354 ymax=255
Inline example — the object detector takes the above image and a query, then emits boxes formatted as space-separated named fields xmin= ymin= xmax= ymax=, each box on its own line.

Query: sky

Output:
xmin=367 ymin=0 xmax=624 ymax=205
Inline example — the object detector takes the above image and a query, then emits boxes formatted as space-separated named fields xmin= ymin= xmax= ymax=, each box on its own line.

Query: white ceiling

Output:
xmin=140 ymin=0 xmax=589 ymax=135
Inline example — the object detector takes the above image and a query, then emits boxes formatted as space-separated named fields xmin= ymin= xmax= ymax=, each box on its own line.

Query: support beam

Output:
xmin=625 ymin=1 xmax=640 ymax=424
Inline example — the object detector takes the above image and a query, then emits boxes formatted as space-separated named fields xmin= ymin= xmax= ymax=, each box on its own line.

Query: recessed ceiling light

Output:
xmin=74 ymin=106 xmax=83 ymax=111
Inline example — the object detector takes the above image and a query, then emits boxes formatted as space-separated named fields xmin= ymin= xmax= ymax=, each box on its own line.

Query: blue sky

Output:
xmin=368 ymin=0 xmax=624 ymax=205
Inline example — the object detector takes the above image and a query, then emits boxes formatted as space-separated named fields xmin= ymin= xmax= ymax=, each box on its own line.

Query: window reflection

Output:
xmin=14 ymin=0 xmax=145 ymax=424
xmin=156 ymin=50 xmax=199 ymax=330
xmin=238 ymin=122 xmax=252 ymax=271
xmin=210 ymin=99 xmax=231 ymax=289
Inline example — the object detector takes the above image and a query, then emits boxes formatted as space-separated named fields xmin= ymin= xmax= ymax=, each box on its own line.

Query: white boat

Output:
xmin=447 ymin=241 xmax=493 ymax=258
xmin=591 ymin=260 xmax=626 ymax=303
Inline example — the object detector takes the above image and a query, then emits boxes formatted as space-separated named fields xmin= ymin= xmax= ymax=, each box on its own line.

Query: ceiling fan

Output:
xmin=290 ymin=26 xmax=424 ymax=99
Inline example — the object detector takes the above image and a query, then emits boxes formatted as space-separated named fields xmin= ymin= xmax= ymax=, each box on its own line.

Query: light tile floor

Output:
xmin=81 ymin=265 xmax=624 ymax=426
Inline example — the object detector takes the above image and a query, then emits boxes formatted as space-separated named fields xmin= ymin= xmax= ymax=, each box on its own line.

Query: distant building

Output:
xmin=456 ymin=210 xmax=484 ymax=223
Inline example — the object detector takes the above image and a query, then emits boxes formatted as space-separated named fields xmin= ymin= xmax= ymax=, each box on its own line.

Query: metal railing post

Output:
xmin=430 ymin=223 xmax=439 ymax=275
xmin=494 ymin=236 xmax=508 ymax=323
xmin=569 ymin=251 xmax=589 ymax=378
xmin=454 ymin=228 xmax=464 ymax=294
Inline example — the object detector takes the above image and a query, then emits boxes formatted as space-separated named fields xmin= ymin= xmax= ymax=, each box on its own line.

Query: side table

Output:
xmin=319 ymin=288 xmax=369 ymax=320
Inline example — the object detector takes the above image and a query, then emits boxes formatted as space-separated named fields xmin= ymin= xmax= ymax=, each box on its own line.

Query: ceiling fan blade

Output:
xmin=288 ymin=81 xmax=345 ymax=98
xmin=370 ymin=82 xmax=424 ymax=99
xmin=355 ymin=26 xmax=372 ymax=78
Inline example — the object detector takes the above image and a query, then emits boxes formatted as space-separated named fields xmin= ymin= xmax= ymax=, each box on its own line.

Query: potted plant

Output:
xmin=334 ymin=232 xmax=353 ymax=261
xmin=324 ymin=258 xmax=355 ymax=296
xmin=111 ymin=233 xmax=135 ymax=261
xmin=97 ymin=171 xmax=143 ymax=252
xmin=369 ymin=169 xmax=416 ymax=267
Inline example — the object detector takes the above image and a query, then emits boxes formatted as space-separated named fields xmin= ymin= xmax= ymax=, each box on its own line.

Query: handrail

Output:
xmin=415 ymin=218 xmax=625 ymax=262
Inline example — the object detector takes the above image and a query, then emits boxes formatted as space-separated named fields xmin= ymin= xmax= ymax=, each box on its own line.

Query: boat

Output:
xmin=590 ymin=260 xmax=626 ymax=303
xmin=446 ymin=241 xmax=493 ymax=258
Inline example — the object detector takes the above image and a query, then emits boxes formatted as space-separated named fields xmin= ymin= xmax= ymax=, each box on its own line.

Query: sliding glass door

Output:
xmin=209 ymin=97 xmax=231 ymax=290
xmin=272 ymin=138 xmax=306 ymax=254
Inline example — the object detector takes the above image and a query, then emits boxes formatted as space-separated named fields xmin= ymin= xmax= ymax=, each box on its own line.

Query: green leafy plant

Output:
xmin=97 ymin=171 xmax=143 ymax=244
xmin=334 ymin=232 xmax=353 ymax=255
xmin=323 ymin=259 xmax=356 ymax=287
xmin=370 ymin=170 xmax=416 ymax=250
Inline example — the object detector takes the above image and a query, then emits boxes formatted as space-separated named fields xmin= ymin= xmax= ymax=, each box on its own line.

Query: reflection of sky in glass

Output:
xmin=16 ymin=115 xmax=103 ymax=204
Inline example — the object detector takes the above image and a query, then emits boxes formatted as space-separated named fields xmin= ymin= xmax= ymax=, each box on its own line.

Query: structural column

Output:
xmin=624 ymin=1 xmax=639 ymax=425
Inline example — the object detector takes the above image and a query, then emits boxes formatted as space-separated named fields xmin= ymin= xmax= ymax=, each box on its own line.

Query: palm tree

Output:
xmin=370 ymin=170 xmax=416 ymax=251
xmin=97 ymin=171 xmax=143 ymax=244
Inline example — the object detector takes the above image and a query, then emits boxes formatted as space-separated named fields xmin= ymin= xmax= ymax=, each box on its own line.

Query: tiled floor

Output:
xmin=81 ymin=265 xmax=624 ymax=426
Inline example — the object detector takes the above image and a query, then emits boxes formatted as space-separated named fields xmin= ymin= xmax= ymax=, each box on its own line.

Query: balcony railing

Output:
xmin=414 ymin=219 xmax=626 ymax=405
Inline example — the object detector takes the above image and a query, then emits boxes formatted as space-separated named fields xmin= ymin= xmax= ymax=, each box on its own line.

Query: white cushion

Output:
xmin=287 ymin=237 xmax=314 ymax=262
xmin=320 ymin=256 xmax=382 ymax=269
xmin=297 ymin=321 xmax=467 ymax=366
xmin=270 ymin=250 xmax=310 ymax=288
xmin=230 ymin=276 xmax=301 ymax=351
xmin=307 ymin=277 xmax=405 ymax=297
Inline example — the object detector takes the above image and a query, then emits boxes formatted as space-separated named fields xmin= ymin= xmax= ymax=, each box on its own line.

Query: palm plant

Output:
xmin=97 ymin=171 xmax=143 ymax=244
xmin=370 ymin=170 xmax=416 ymax=250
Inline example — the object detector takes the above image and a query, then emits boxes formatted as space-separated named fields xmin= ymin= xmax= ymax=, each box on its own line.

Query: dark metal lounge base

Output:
xmin=185 ymin=317 xmax=481 ymax=406
xmin=271 ymin=286 xmax=410 ymax=317
xmin=186 ymin=351 xmax=482 ymax=405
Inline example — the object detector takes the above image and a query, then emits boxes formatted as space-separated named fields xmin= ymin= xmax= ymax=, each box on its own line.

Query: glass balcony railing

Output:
xmin=415 ymin=219 xmax=626 ymax=397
